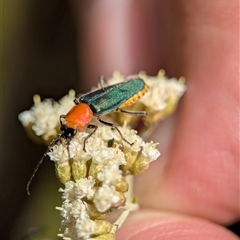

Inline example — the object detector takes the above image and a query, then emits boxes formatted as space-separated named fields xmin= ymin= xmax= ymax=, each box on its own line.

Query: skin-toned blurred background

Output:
xmin=2 ymin=1 xmax=239 ymax=239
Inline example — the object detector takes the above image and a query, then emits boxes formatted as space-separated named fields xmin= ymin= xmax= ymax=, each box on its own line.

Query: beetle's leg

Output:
xmin=117 ymin=108 xmax=146 ymax=116
xmin=83 ymin=124 xmax=98 ymax=151
xmin=97 ymin=117 xmax=133 ymax=146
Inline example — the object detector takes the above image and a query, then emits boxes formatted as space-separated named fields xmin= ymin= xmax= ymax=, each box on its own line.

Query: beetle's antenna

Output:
xmin=26 ymin=148 xmax=50 ymax=195
xmin=26 ymin=136 xmax=61 ymax=195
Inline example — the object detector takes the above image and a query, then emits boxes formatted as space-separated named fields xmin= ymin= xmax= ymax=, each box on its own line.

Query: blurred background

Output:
xmin=2 ymin=1 xmax=79 ymax=239
xmin=2 ymin=1 xmax=239 ymax=239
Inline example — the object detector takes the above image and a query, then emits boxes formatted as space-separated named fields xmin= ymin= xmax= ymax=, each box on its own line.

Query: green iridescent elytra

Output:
xmin=77 ymin=78 xmax=147 ymax=115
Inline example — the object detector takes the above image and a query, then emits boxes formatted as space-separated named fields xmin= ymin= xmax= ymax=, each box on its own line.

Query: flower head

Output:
xmin=19 ymin=70 xmax=186 ymax=239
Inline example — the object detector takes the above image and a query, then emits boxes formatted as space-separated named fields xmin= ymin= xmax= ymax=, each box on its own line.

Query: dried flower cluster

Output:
xmin=19 ymin=70 xmax=186 ymax=240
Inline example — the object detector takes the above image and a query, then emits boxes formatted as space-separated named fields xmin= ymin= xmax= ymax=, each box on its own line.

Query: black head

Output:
xmin=60 ymin=124 xmax=77 ymax=140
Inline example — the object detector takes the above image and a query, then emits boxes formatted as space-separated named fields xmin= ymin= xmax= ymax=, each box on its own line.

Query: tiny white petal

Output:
xmin=18 ymin=111 xmax=35 ymax=126
xmin=93 ymin=184 xmax=120 ymax=212
xmin=74 ymin=177 xmax=96 ymax=199
xmin=142 ymin=142 xmax=161 ymax=162
xmin=47 ymin=144 xmax=69 ymax=162
xmin=97 ymin=164 xmax=122 ymax=185
xmin=75 ymin=218 xmax=95 ymax=239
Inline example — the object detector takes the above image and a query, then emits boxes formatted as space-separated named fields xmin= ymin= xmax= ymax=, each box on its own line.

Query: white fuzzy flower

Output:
xmin=18 ymin=110 xmax=35 ymax=127
xmin=47 ymin=143 xmax=69 ymax=162
xmin=75 ymin=218 xmax=96 ymax=239
xmin=91 ymin=147 xmax=126 ymax=166
xmin=31 ymin=100 xmax=59 ymax=135
xmin=58 ymin=199 xmax=95 ymax=240
xmin=93 ymin=184 xmax=121 ymax=212
xmin=74 ymin=177 xmax=96 ymax=200
xmin=141 ymin=142 xmax=161 ymax=162
xmin=141 ymin=73 xmax=186 ymax=111
xmin=97 ymin=163 xmax=123 ymax=185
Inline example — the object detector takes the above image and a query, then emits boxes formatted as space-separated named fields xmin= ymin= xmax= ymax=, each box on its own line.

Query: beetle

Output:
xmin=61 ymin=76 xmax=148 ymax=150
xmin=26 ymin=76 xmax=148 ymax=195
